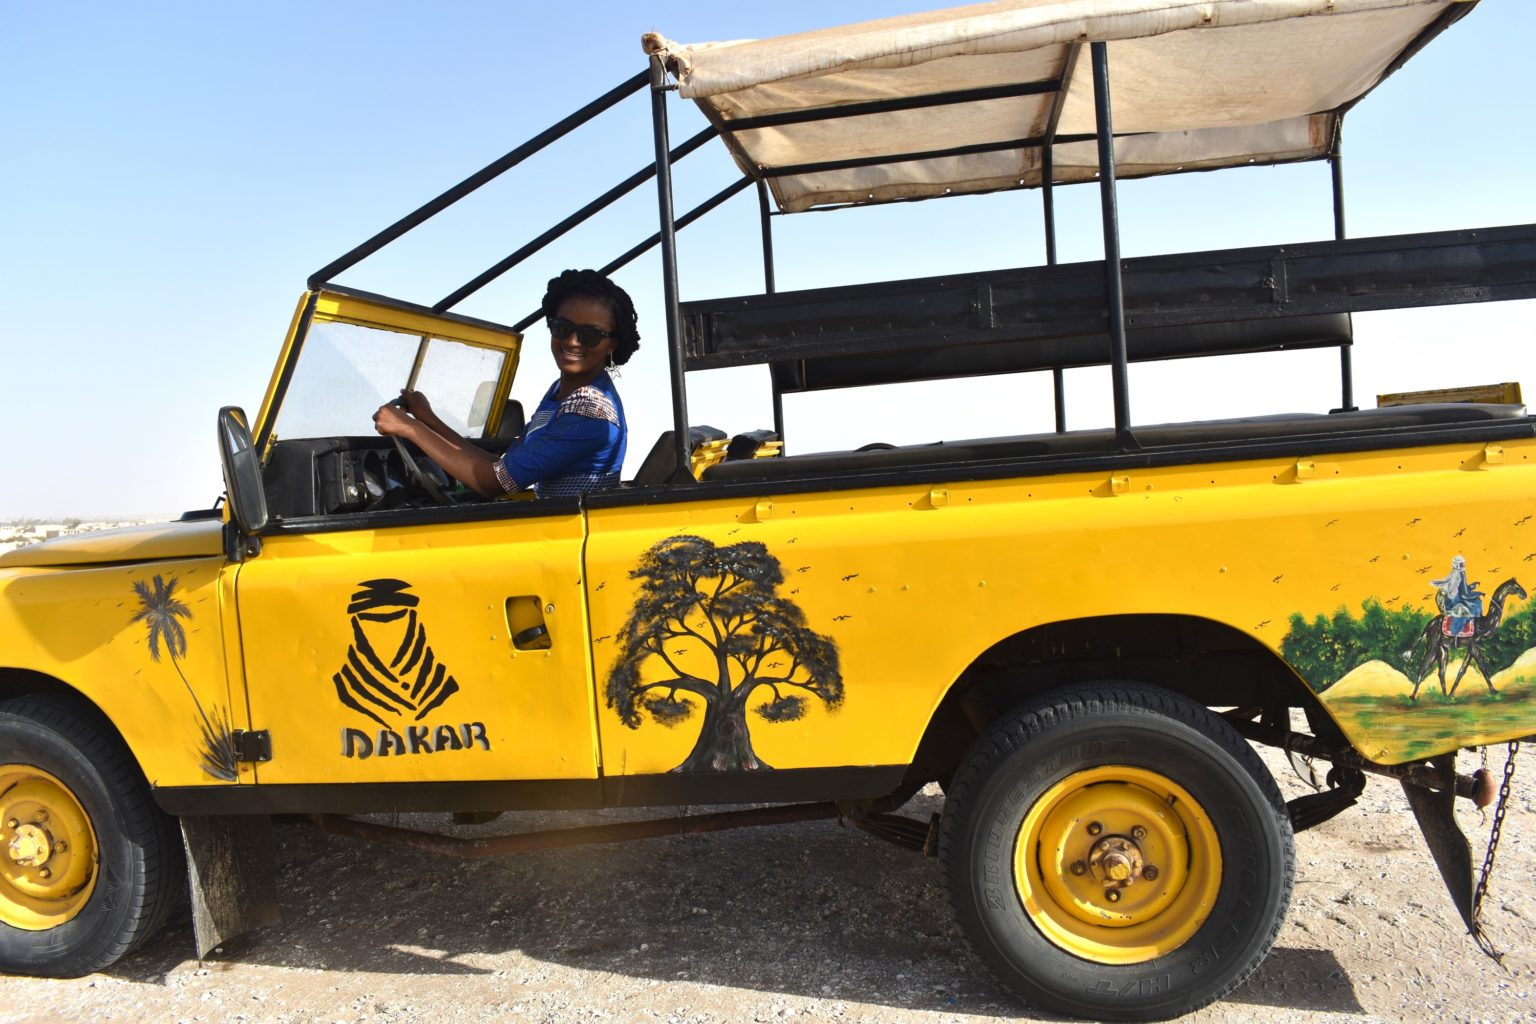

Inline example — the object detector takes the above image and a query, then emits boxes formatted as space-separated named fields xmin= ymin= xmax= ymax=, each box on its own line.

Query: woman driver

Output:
xmin=373 ymin=269 xmax=637 ymax=498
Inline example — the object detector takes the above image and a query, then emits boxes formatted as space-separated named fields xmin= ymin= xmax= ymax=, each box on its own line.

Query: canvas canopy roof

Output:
xmin=643 ymin=0 xmax=1474 ymax=213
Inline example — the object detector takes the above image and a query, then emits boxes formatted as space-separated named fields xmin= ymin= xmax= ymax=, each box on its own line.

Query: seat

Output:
xmin=630 ymin=426 xmax=729 ymax=486
xmin=493 ymin=399 xmax=525 ymax=441
xmin=726 ymin=429 xmax=782 ymax=461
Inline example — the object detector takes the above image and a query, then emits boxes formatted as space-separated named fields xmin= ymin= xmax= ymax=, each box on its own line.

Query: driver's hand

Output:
xmin=372 ymin=403 xmax=413 ymax=437
xmin=398 ymin=390 xmax=435 ymax=420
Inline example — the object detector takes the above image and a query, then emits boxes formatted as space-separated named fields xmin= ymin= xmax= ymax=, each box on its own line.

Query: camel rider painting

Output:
xmin=1432 ymin=555 xmax=1484 ymax=636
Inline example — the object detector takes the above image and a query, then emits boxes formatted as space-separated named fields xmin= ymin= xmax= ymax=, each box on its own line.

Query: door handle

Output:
xmin=505 ymin=596 xmax=553 ymax=651
xmin=513 ymin=624 xmax=549 ymax=647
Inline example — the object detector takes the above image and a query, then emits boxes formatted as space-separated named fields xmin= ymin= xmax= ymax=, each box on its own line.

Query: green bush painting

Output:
xmin=1281 ymin=599 xmax=1536 ymax=694
xmin=1279 ymin=596 xmax=1536 ymax=763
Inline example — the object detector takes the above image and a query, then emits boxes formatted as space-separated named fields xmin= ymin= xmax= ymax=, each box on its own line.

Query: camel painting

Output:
xmin=1407 ymin=577 xmax=1527 ymax=700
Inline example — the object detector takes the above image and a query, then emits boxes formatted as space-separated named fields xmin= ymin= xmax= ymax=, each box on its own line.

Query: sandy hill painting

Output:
xmin=1282 ymin=579 xmax=1533 ymax=763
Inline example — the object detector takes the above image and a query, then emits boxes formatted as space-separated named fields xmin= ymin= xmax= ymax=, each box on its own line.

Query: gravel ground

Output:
xmin=2 ymin=743 xmax=1533 ymax=1024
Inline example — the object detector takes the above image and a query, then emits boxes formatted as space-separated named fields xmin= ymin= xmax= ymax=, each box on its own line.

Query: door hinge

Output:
xmin=232 ymin=730 xmax=272 ymax=764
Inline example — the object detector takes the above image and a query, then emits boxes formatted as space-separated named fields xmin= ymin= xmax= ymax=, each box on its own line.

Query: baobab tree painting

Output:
xmin=606 ymin=535 xmax=844 ymax=772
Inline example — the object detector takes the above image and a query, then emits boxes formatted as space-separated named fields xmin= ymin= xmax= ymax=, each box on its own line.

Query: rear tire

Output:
xmin=0 ymin=695 xmax=182 ymax=976
xmin=940 ymin=683 xmax=1293 ymax=1021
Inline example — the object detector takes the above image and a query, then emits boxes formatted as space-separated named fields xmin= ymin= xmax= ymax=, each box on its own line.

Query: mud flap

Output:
xmin=1400 ymin=757 xmax=1476 ymax=932
xmin=180 ymin=815 xmax=281 ymax=957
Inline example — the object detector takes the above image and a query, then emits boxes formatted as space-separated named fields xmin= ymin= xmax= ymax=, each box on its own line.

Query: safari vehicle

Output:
xmin=2 ymin=0 xmax=1534 ymax=1019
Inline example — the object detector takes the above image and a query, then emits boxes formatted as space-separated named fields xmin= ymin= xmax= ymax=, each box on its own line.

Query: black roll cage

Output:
xmin=305 ymin=3 xmax=1530 ymax=480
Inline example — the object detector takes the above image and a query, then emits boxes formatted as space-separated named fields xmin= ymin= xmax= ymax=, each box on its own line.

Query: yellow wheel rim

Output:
xmin=0 ymin=765 xmax=99 ymax=930
xmin=1014 ymin=765 xmax=1222 ymax=965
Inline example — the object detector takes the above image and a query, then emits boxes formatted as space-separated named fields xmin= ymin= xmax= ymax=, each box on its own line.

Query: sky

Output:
xmin=2 ymin=1 xmax=1532 ymax=520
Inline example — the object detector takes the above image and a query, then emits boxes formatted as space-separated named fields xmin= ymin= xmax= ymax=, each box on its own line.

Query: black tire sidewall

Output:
xmin=0 ymin=705 xmax=161 ymax=977
xmin=946 ymin=694 xmax=1292 ymax=1021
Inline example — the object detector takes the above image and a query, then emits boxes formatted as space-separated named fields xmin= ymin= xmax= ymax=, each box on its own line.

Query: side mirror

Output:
xmin=217 ymin=406 xmax=269 ymax=535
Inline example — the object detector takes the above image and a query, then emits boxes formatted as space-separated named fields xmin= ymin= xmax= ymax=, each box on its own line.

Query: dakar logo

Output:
xmin=331 ymin=579 xmax=490 ymax=758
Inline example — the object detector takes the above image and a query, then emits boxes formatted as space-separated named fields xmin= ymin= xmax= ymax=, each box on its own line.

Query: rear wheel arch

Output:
xmin=903 ymin=614 xmax=1333 ymax=791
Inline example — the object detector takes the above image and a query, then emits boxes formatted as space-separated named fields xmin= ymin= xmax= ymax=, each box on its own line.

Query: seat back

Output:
xmin=726 ymin=429 xmax=783 ymax=461
xmin=493 ymin=399 xmax=525 ymax=441
xmin=630 ymin=425 xmax=728 ymax=486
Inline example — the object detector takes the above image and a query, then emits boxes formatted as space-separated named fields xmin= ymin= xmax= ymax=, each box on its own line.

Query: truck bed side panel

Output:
xmin=584 ymin=436 xmax=1536 ymax=775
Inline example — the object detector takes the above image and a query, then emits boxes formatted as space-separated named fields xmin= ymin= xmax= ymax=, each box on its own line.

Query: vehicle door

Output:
xmin=231 ymin=291 xmax=600 ymax=788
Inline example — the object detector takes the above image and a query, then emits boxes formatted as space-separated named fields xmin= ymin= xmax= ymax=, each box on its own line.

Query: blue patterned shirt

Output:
xmin=494 ymin=371 xmax=626 ymax=498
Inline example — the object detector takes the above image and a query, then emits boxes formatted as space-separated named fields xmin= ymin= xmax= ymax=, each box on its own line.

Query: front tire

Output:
xmin=940 ymin=684 xmax=1294 ymax=1021
xmin=0 ymin=695 xmax=182 ymax=976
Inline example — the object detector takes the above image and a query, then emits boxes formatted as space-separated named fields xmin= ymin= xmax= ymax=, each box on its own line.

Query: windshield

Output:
xmin=272 ymin=319 xmax=509 ymax=440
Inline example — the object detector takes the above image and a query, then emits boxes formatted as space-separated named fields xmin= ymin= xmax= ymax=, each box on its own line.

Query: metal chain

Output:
xmin=1478 ymin=745 xmax=1491 ymax=825
xmin=1471 ymin=739 xmax=1520 ymax=963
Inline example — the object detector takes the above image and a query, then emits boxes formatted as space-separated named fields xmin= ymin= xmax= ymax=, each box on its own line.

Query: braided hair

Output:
xmin=541 ymin=269 xmax=641 ymax=366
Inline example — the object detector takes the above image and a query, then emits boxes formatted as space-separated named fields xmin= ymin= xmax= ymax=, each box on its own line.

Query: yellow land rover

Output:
xmin=2 ymin=2 xmax=1532 ymax=1020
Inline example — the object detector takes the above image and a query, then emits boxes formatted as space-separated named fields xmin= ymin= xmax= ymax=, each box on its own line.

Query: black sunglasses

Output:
xmin=548 ymin=315 xmax=616 ymax=348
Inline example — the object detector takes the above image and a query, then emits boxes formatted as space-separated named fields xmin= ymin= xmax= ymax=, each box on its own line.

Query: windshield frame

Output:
xmin=254 ymin=287 xmax=523 ymax=457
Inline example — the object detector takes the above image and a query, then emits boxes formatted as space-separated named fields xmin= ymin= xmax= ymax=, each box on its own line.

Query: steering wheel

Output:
xmin=386 ymin=397 xmax=452 ymax=505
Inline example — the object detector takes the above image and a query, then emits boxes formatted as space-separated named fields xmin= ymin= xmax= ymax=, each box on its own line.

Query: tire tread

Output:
xmin=0 ymin=693 xmax=182 ymax=976
xmin=938 ymin=683 xmax=1295 ymax=1021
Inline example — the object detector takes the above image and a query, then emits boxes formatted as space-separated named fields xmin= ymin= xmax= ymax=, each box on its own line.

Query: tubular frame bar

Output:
xmin=1041 ymin=46 xmax=1081 ymax=433
xmin=434 ymin=126 xmax=718 ymax=312
xmin=651 ymin=57 xmax=693 ymax=480
xmin=1039 ymin=40 xmax=1080 ymax=267
xmin=307 ymin=71 xmax=648 ymax=290
xmin=1338 ymin=346 xmax=1357 ymax=412
xmin=757 ymin=180 xmax=777 ymax=294
xmin=509 ymin=176 xmax=753 ymax=334
xmin=1043 ymin=42 xmax=1082 ymax=144
xmin=604 ymin=179 xmax=752 ymax=278
xmin=760 ymin=178 xmax=784 ymax=447
xmin=1045 ymin=144 xmax=1065 ymax=431
xmin=1042 ymin=146 xmax=1058 ymax=266
xmin=720 ymin=78 xmax=1063 ymax=132
xmin=1332 ymin=140 xmax=1357 ymax=412
xmin=762 ymin=131 xmax=1098 ymax=179
xmin=1091 ymin=42 xmax=1133 ymax=443
xmin=1331 ymin=150 xmax=1347 ymax=243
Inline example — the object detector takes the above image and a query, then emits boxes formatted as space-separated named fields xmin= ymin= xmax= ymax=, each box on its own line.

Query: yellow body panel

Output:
xmin=232 ymin=512 xmax=597 ymax=783
xmin=0 ymin=520 xmax=222 ymax=569
xmin=311 ymin=293 xmax=520 ymax=350
xmin=2 ymin=434 xmax=1533 ymax=789
xmin=586 ymin=436 xmax=1536 ymax=773
xmin=0 ymin=557 xmax=247 ymax=786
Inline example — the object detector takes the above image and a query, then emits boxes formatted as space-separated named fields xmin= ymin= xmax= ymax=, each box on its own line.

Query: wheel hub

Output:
xmin=0 ymin=765 xmax=99 ymax=930
xmin=1014 ymin=765 xmax=1223 ymax=965
xmin=1088 ymin=834 xmax=1145 ymax=891
xmin=7 ymin=823 xmax=55 ymax=868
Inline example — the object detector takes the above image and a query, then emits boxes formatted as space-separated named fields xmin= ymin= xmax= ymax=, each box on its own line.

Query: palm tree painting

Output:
xmin=130 ymin=574 xmax=238 ymax=781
